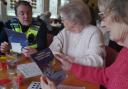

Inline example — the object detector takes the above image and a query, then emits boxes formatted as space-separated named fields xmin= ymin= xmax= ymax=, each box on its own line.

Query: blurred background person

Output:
xmin=37 ymin=11 xmax=52 ymax=32
xmin=0 ymin=0 xmax=7 ymax=5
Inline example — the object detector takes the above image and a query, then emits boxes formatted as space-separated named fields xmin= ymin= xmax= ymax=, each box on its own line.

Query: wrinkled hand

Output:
xmin=0 ymin=42 xmax=10 ymax=53
xmin=40 ymin=76 xmax=56 ymax=89
xmin=55 ymin=54 xmax=72 ymax=71
xmin=22 ymin=47 xmax=37 ymax=57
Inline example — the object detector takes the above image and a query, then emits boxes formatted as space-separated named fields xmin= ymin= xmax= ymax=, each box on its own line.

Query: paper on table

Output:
xmin=11 ymin=43 xmax=22 ymax=53
xmin=17 ymin=62 xmax=42 ymax=78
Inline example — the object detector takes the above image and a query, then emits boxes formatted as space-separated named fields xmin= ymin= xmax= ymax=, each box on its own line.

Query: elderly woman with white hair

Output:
xmin=40 ymin=0 xmax=105 ymax=88
xmin=49 ymin=0 xmax=105 ymax=67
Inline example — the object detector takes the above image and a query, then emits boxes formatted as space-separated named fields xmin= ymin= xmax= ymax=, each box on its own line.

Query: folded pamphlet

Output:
xmin=30 ymin=48 xmax=66 ymax=85
xmin=5 ymin=28 xmax=28 ymax=53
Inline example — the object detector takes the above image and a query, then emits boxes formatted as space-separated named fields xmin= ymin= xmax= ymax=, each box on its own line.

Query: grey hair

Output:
xmin=59 ymin=0 xmax=91 ymax=26
xmin=98 ymin=0 xmax=128 ymax=24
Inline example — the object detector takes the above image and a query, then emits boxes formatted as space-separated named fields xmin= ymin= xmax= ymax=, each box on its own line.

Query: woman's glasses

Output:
xmin=98 ymin=12 xmax=106 ymax=21
xmin=98 ymin=10 xmax=112 ymax=21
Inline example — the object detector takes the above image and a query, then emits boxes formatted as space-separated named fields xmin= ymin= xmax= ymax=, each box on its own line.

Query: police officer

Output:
xmin=0 ymin=1 xmax=47 ymax=56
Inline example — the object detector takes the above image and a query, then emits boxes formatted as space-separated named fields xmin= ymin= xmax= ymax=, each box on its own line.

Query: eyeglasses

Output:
xmin=98 ymin=10 xmax=112 ymax=21
xmin=98 ymin=12 xmax=106 ymax=21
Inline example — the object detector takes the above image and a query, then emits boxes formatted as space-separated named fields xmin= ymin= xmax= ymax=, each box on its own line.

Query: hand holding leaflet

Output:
xmin=5 ymin=28 xmax=28 ymax=53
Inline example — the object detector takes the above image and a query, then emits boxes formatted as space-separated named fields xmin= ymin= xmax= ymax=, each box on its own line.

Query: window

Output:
xmin=61 ymin=0 xmax=69 ymax=6
xmin=6 ymin=0 xmax=44 ymax=17
xmin=49 ymin=0 xmax=58 ymax=18
xmin=49 ymin=0 xmax=68 ymax=19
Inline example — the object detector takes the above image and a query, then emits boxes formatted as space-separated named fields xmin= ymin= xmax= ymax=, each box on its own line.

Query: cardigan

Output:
xmin=50 ymin=25 xmax=106 ymax=67
xmin=70 ymin=47 xmax=128 ymax=89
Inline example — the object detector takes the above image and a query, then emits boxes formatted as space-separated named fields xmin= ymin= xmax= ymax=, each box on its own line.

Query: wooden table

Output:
xmin=0 ymin=56 xmax=99 ymax=89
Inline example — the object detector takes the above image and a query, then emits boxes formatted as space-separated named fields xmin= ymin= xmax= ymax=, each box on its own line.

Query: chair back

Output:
xmin=105 ymin=46 xmax=118 ymax=67
xmin=100 ymin=46 xmax=118 ymax=89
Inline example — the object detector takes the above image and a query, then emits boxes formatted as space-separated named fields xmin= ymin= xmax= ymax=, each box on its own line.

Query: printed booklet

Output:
xmin=30 ymin=48 xmax=66 ymax=85
xmin=5 ymin=28 xmax=28 ymax=53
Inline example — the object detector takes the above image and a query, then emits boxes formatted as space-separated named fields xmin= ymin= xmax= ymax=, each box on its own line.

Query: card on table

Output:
xmin=27 ymin=82 xmax=41 ymax=89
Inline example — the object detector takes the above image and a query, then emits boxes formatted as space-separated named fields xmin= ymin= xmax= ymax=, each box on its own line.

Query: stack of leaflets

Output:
xmin=5 ymin=28 xmax=28 ymax=53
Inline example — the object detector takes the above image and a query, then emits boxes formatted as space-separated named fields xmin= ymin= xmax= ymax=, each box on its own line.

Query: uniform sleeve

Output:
xmin=0 ymin=29 xmax=8 ymax=54
xmin=36 ymin=22 xmax=47 ymax=51
xmin=73 ymin=29 xmax=106 ymax=67
xmin=70 ymin=63 xmax=108 ymax=87
xmin=0 ymin=19 xmax=12 ymax=44
xmin=0 ymin=19 xmax=14 ymax=54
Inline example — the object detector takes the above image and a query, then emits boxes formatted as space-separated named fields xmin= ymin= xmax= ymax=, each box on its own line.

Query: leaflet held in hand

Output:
xmin=5 ymin=28 xmax=28 ymax=53
xmin=30 ymin=48 xmax=54 ymax=68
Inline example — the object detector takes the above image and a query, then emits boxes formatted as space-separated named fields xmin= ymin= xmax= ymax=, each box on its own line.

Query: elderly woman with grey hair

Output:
xmin=41 ymin=0 xmax=105 ymax=89
xmin=40 ymin=0 xmax=106 ymax=88
xmin=40 ymin=1 xmax=105 ymax=86
xmin=49 ymin=0 xmax=105 ymax=67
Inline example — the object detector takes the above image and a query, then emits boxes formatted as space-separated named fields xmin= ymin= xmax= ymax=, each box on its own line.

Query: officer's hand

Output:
xmin=0 ymin=42 xmax=10 ymax=53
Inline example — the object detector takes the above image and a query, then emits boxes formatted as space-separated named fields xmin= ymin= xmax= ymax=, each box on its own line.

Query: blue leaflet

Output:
xmin=5 ymin=28 xmax=28 ymax=49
